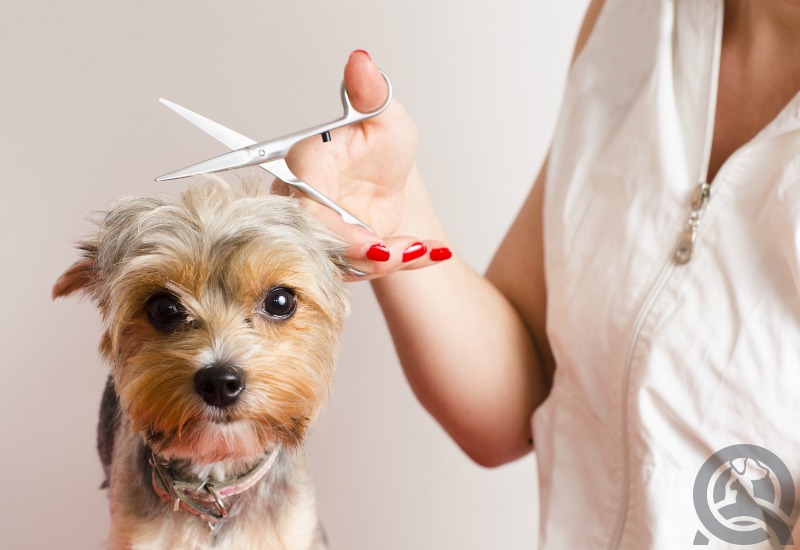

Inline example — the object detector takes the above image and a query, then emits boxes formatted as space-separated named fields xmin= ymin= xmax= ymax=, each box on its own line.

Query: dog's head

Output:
xmin=54 ymin=178 xmax=350 ymax=463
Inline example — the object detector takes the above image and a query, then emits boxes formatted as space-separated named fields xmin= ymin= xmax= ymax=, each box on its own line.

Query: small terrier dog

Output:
xmin=53 ymin=178 xmax=350 ymax=549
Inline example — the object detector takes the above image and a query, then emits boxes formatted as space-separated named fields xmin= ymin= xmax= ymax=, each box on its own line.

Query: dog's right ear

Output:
xmin=52 ymin=244 xmax=98 ymax=300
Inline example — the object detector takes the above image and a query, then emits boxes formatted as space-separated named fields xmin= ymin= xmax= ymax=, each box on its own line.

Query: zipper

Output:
xmin=603 ymin=249 xmax=675 ymax=550
xmin=604 ymin=180 xmax=715 ymax=548
xmin=605 ymin=2 xmax=725 ymax=546
xmin=602 ymin=180 xmax=708 ymax=548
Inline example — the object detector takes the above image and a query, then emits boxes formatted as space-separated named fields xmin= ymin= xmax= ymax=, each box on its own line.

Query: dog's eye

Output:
xmin=263 ymin=287 xmax=296 ymax=319
xmin=146 ymin=294 xmax=187 ymax=330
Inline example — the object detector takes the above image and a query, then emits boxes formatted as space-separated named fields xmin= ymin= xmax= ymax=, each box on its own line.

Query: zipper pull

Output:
xmin=673 ymin=182 xmax=710 ymax=265
xmin=674 ymin=211 xmax=700 ymax=265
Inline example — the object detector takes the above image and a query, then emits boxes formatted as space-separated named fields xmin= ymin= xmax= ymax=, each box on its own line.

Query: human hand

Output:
xmin=282 ymin=50 xmax=451 ymax=280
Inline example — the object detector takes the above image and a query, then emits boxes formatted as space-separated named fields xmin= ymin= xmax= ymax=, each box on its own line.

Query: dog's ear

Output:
xmin=327 ymin=249 xmax=353 ymax=276
xmin=52 ymin=243 xmax=98 ymax=300
xmin=315 ymin=231 xmax=355 ymax=280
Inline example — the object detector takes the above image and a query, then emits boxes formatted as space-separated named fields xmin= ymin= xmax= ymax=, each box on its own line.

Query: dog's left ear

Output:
xmin=52 ymin=243 xmax=98 ymax=300
xmin=327 ymin=249 xmax=352 ymax=276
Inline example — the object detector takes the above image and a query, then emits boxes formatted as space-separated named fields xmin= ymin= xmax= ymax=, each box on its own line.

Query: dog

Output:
xmin=53 ymin=178 xmax=350 ymax=549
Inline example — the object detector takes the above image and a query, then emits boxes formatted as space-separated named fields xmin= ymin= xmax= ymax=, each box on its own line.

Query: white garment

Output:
xmin=537 ymin=0 xmax=800 ymax=548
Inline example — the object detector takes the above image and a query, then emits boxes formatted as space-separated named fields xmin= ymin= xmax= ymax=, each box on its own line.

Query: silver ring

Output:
xmin=205 ymin=484 xmax=228 ymax=518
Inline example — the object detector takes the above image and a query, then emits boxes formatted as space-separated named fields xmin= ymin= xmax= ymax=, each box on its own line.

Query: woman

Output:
xmin=287 ymin=0 xmax=800 ymax=547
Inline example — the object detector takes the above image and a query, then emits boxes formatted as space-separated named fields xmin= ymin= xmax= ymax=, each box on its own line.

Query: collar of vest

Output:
xmin=149 ymin=445 xmax=281 ymax=526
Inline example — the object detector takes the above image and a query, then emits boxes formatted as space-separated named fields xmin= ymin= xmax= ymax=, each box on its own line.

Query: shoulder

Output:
xmin=570 ymin=0 xmax=668 ymax=77
xmin=572 ymin=0 xmax=607 ymax=66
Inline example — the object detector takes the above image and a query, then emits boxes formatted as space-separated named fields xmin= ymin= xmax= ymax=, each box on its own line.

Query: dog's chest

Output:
xmin=108 ymin=431 xmax=326 ymax=549
xmin=122 ymin=501 xmax=326 ymax=550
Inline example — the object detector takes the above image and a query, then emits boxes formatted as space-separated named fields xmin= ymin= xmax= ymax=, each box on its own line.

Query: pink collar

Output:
xmin=149 ymin=446 xmax=281 ymax=526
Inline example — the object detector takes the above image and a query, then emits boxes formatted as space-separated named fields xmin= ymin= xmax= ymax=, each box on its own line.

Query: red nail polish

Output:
xmin=402 ymin=242 xmax=427 ymax=262
xmin=366 ymin=243 xmax=390 ymax=262
xmin=350 ymin=49 xmax=371 ymax=60
xmin=430 ymin=247 xmax=452 ymax=261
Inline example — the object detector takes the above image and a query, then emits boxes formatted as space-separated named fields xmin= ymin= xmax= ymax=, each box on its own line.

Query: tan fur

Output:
xmin=54 ymin=178 xmax=349 ymax=549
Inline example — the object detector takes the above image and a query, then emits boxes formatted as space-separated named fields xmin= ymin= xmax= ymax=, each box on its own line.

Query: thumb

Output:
xmin=344 ymin=50 xmax=388 ymax=113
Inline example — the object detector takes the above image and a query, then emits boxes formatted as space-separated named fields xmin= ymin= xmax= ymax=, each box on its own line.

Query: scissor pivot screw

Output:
xmin=321 ymin=131 xmax=331 ymax=143
xmin=258 ymin=149 xmax=266 ymax=157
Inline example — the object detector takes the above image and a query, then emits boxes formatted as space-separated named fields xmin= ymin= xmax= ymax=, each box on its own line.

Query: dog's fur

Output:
xmin=53 ymin=178 xmax=350 ymax=549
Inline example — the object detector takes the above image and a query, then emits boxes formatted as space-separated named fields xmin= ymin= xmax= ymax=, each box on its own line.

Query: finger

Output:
xmin=344 ymin=50 xmax=388 ymax=113
xmin=296 ymin=196 xmax=452 ymax=280
xmin=297 ymin=194 xmax=387 ymax=256
xmin=344 ymin=237 xmax=453 ymax=282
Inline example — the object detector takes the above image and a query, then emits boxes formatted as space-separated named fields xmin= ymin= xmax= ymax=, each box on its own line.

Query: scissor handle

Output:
xmin=243 ymin=70 xmax=393 ymax=163
xmin=339 ymin=70 xmax=394 ymax=124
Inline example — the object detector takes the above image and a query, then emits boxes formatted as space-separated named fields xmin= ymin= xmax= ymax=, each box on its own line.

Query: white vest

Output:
xmin=537 ymin=0 xmax=800 ymax=548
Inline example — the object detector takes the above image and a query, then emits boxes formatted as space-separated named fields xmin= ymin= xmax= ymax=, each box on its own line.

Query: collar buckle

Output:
xmin=204 ymin=483 xmax=228 ymax=519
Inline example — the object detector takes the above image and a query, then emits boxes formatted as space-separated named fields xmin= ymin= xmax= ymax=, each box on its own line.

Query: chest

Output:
xmin=706 ymin=35 xmax=800 ymax=182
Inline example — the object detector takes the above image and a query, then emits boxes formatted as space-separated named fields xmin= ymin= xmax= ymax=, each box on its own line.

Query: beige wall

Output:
xmin=0 ymin=1 xmax=587 ymax=548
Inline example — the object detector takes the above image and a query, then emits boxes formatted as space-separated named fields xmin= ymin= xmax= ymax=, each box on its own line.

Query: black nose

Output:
xmin=194 ymin=364 xmax=246 ymax=409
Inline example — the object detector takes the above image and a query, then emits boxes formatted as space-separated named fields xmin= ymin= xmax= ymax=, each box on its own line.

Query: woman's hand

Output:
xmin=282 ymin=50 xmax=451 ymax=280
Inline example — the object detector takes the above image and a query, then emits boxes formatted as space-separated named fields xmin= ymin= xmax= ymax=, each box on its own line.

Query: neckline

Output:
xmin=701 ymin=0 xmax=800 ymax=184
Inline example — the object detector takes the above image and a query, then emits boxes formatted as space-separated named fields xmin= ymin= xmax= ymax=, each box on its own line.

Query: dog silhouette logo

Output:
xmin=693 ymin=444 xmax=795 ymax=545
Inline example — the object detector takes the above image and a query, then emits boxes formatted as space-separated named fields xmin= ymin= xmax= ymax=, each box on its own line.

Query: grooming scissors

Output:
xmin=155 ymin=71 xmax=393 ymax=233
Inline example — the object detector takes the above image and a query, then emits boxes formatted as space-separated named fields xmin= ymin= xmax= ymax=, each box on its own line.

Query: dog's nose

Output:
xmin=194 ymin=364 xmax=246 ymax=409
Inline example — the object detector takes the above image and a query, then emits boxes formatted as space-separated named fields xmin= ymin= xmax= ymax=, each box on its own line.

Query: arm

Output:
xmin=371 ymin=170 xmax=547 ymax=467
xmin=288 ymin=0 xmax=606 ymax=467
xmin=371 ymin=0 xmax=606 ymax=467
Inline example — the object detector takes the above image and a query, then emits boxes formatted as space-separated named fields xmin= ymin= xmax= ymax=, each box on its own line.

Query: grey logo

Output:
xmin=693 ymin=444 xmax=794 ymax=545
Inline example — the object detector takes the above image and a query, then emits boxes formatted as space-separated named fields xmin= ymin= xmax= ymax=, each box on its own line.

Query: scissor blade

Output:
xmin=156 ymin=148 xmax=255 ymax=181
xmin=156 ymin=99 xmax=259 ymax=181
xmin=158 ymin=98 xmax=256 ymax=149
xmin=155 ymin=98 xmax=374 ymax=232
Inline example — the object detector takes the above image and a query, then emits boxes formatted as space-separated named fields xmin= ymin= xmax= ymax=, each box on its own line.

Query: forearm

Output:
xmin=370 ymin=171 xmax=549 ymax=467
xmin=374 ymin=0 xmax=609 ymax=463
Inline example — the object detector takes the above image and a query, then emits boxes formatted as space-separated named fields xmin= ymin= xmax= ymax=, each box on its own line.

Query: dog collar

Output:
xmin=149 ymin=445 xmax=281 ymax=526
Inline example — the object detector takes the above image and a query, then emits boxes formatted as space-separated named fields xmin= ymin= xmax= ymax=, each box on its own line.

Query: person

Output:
xmin=285 ymin=0 xmax=800 ymax=547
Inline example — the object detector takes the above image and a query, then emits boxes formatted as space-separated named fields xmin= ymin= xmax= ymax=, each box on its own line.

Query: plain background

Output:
xmin=1 ymin=1 xmax=588 ymax=548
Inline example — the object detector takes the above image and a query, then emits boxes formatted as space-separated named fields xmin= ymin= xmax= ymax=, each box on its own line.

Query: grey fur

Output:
xmin=98 ymin=376 xmax=120 ymax=488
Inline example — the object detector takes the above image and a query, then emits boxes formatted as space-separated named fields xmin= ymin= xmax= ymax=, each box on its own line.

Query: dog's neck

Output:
xmin=161 ymin=453 xmax=273 ymax=484
xmin=147 ymin=445 xmax=283 ymax=526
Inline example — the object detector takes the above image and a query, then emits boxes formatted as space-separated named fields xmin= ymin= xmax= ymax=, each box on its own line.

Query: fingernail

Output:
xmin=430 ymin=247 xmax=452 ymax=261
xmin=402 ymin=242 xmax=427 ymax=262
xmin=350 ymin=49 xmax=371 ymax=60
xmin=366 ymin=243 xmax=390 ymax=262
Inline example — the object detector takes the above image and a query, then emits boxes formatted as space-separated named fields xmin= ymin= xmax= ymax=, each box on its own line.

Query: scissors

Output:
xmin=155 ymin=71 xmax=394 ymax=233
